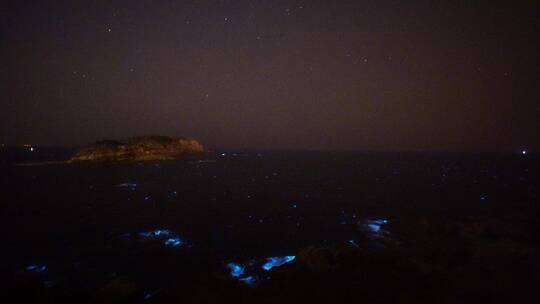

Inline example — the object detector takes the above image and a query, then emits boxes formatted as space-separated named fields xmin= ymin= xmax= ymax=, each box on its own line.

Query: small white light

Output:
xmin=30 ymin=147 xmax=34 ymax=152
xmin=522 ymin=150 xmax=527 ymax=155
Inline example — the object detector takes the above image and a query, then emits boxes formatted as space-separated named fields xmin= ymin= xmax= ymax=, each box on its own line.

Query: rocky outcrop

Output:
xmin=70 ymin=136 xmax=203 ymax=162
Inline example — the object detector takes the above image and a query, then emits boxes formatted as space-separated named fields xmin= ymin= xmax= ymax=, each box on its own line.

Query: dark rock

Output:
xmin=93 ymin=276 xmax=137 ymax=303
xmin=296 ymin=247 xmax=337 ymax=272
xmin=70 ymin=136 xmax=204 ymax=162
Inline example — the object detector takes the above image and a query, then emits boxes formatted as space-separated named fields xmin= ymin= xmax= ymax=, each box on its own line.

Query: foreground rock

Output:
xmin=70 ymin=136 xmax=203 ymax=162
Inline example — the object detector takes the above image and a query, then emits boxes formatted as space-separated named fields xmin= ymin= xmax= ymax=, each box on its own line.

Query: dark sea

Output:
xmin=1 ymin=147 xmax=539 ymax=303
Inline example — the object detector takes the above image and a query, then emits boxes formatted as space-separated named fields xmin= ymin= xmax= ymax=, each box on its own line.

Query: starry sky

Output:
xmin=2 ymin=0 xmax=539 ymax=152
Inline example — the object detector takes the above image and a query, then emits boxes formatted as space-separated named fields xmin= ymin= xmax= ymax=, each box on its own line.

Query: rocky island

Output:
xmin=70 ymin=136 xmax=203 ymax=162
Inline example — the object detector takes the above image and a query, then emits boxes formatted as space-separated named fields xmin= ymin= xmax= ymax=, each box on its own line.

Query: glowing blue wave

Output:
xmin=365 ymin=219 xmax=389 ymax=233
xmin=261 ymin=256 xmax=296 ymax=271
xmin=164 ymin=238 xmax=183 ymax=247
xmin=227 ymin=263 xmax=245 ymax=278
xmin=25 ymin=264 xmax=47 ymax=273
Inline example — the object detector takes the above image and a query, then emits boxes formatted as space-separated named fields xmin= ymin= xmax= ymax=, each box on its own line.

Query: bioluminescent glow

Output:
xmin=139 ymin=229 xmax=171 ymax=238
xmin=227 ymin=263 xmax=245 ymax=278
xmin=142 ymin=288 xmax=162 ymax=300
xmin=116 ymin=183 xmax=137 ymax=188
xmin=261 ymin=256 xmax=295 ymax=271
xmin=164 ymin=238 xmax=183 ymax=247
xmin=348 ymin=239 xmax=359 ymax=247
xmin=367 ymin=223 xmax=381 ymax=232
xmin=365 ymin=219 xmax=389 ymax=233
xmin=25 ymin=265 xmax=47 ymax=273
xmin=226 ymin=262 xmax=257 ymax=285
xmin=239 ymin=276 xmax=257 ymax=285
xmin=135 ymin=229 xmax=187 ymax=248
xmin=227 ymin=255 xmax=295 ymax=285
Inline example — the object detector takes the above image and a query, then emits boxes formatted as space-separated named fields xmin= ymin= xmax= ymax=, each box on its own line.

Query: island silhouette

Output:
xmin=70 ymin=136 xmax=203 ymax=162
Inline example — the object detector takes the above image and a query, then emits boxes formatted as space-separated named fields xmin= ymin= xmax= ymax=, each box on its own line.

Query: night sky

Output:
xmin=2 ymin=1 xmax=539 ymax=152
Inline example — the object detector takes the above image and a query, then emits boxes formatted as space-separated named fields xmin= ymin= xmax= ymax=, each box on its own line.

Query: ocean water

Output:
xmin=1 ymin=148 xmax=539 ymax=302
